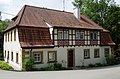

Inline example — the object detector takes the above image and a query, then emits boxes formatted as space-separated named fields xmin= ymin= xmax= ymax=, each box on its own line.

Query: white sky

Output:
xmin=0 ymin=0 xmax=120 ymax=20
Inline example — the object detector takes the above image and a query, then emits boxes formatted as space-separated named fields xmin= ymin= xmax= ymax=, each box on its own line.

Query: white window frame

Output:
xmin=58 ymin=31 xmax=63 ymax=39
xmin=90 ymin=32 xmax=98 ymax=40
xmin=48 ymin=51 xmax=57 ymax=62
xmin=64 ymin=31 xmax=68 ymax=39
xmin=94 ymin=49 xmax=100 ymax=58
xmin=84 ymin=49 xmax=90 ymax=59
xmin=76 ymin=31 xmax=84 ymax=39
xmin=33 ymin=51 xmax=43 ymax=63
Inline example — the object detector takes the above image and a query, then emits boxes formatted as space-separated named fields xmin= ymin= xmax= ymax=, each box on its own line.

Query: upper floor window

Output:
xmin=11 ymin=31 xmax=12 ymax=41
xmin=8 ymin=32 xmax=9 ymax=42
xmin=76 ymin=31 xmax=84 ymax=39
xmin=64 ymin=31 xmax=68 ymax=39
xmin=58 ymin=30 xmax=68 ymax=39
xmin=14 ymin=29 xmax=16 ymax=41
xmin=58 ymin=30 xmax=63 ymax=39
xmin=5 ymin=34 xmax=7 ymax=42
xmin=90 ymin=32 xmax=97 ymax=40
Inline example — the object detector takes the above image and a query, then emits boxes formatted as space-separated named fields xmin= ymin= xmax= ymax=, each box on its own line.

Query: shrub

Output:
xmin=54 ymin=63 xmax=62 ymax=70
xmin=106 ymin=54 xmax=116 ymax=65
xmin=22 ymin=58 xmax=34 ymax=71
xmin=95 ymin=63 xmax=103 ymax=67
xmin=88 ymin=64 xmax=95 ymax=68
xmin=0 ymin=61 xmax=13 ymax=70
xmin=0 ymin=53 xmax=4 ymax=60
xmin=46 ymin=65 xmax=55 ymax=71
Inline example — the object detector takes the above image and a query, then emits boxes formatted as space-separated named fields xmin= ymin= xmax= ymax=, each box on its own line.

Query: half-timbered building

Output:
xmin=3 ymin=5 xmax=115 ymax=70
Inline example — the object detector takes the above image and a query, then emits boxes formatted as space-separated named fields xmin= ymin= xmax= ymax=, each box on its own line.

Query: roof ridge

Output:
xmin=25 ymin=4 xmax=73 ymax=14
xmin=18 ymin=5 xmax=27 ymax=25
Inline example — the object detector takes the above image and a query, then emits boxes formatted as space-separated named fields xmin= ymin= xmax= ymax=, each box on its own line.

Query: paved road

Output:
xmin=0 ymin=65 xmax=120 ymax=79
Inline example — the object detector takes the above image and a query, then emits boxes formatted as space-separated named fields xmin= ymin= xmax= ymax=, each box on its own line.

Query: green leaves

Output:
xmin=0 ymin=19 xmax=10 ymax=32
xmin=73 ymin=0 xmax=120 ymax=49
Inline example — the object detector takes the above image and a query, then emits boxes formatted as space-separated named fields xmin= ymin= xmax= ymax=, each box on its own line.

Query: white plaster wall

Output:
xmin=24 ymin=46 xmax=111 ymax=69
xmin=3 ymin=28 xmax=22 ymax=70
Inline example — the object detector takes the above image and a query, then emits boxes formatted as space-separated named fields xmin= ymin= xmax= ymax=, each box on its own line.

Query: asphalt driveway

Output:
xmin=0 ymin=65 xmax=120 ymax=79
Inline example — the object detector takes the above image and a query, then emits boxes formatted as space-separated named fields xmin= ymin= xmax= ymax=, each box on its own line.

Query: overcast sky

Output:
xmin=0 ymin=0 xmax=120 ymax=20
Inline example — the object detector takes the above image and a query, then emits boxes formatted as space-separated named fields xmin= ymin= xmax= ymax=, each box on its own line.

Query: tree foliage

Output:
xmin=72 ymin=0 xmax=120 ymax=49
xmin=0 ymin=19 xmax=10 ymax=59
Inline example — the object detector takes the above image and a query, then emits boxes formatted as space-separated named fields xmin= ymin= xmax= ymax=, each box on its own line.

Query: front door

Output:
xmin=68 ymin=49 xmax=74 ymax=67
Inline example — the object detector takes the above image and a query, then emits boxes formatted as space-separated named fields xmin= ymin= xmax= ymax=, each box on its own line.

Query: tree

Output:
xmin=105 ymin=5 xmax=120 ymax=49
xmin=0 ymin=19 xmax=10 ymax=60
xmin=72 ymin=0 xmax=120 ymax=49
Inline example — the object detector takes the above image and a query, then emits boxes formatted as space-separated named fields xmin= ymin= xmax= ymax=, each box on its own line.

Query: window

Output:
xmin=90 ymin=32 xmax=97 ymax=40
xmin=11 ymin=31 xmax=12 ymax=41
xmin=14 ymin=29 xmax=16 ymax=41
xmin=7 ymin=51 xmax=9 ymax=60
xmin=5 ymin=34 xmax=7 ymax=42
xmin=104 ymin=48 xmax=109 ymax=57
xmin=58 ymin=30 xmax=68 ymax=39
xmin=94 ymin=49 xmax=100 ymax=58
xmin=16 ymin=53 xmax=18 ymax=63
xmin=4 ymin=50 xmax=6 ymax=58
xmin=8 ymin=32 xmax=9 ymax=42
xmin=64 ymin=31 xmax=68 ymax=39
xmin=25 ymin=51 xmax=30 ymax=58
xmin=84 ymin=49 xmax=90 ymax=59
xmin=33 ymin=52 xmax=43 ymax=63
xmin=58 ymin=31 xmax=63 ymax=39
xmin=76 ymin=31 xmax=84 ymax=39
xmin=48 ymin=51 xmax=57 ymax=62
xmin=11 ymin=52 xmax=13 ymax=61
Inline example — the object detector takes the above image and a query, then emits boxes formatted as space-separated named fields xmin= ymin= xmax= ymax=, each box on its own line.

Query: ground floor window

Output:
xmin=48 ymin=51 xmax=57 ymax=62
xmin=94 ymin=49 xmax=100 ymax=58
xmin=7 ymin=51 xmax=9 ymax=60
xmin=25 ymin=51 xmax=30 ymax=58
xmin=104 ymin=48 xmax=109 ymax=57
xmin=11 ymin=52 xmax=13 ymax=61
xmin=4 ymin=50 xmax=6 ymax=58
xmin=16 ymin=53 xmax=18 ymax=63
xmin=84 ymin=49 xmax=90 ymax=59
xmin=33 ymin=51 xmax=43 ymax=64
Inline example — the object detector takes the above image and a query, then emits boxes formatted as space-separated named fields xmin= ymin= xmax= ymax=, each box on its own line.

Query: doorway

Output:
xmin=68 ymin=49 xmax=75 ymax=67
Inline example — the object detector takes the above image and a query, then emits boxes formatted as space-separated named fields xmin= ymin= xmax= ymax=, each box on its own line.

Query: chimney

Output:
xmin=74 ymin=6 xmax=80 ymax=20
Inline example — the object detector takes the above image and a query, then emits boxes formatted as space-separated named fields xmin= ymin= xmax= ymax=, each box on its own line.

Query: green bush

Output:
xmin=54 ymin=63 xmax=62 ymax=70
xmin=88 ymin=64 xmax=95 ymax=68
xmin=22 ymin=58 xmax=34 ymax=71
xmin=0 ymin=61 xmax=13 ymax=70
xmin=95 ymin=63 xmax=103 ymax=67
xmin=106 ymin=54 xmax=116 ymax=65
xmin=0 ymin=53 xmax=4 ymax=60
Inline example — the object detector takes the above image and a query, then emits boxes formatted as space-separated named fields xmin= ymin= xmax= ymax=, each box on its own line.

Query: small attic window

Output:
xmin=12 ymin=16 xmax=18 ymax=21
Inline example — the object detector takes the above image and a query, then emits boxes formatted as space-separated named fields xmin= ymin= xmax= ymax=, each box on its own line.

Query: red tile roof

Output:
xmin=4 ymin=5 xmax=115 ymax=46
xmin=101 ymin=32 xmax=115 ymax=46
xmin=18 ymin=27 xmax=54 ymax=48
xmin=5 ymin=5 xmax=105 ymax=32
